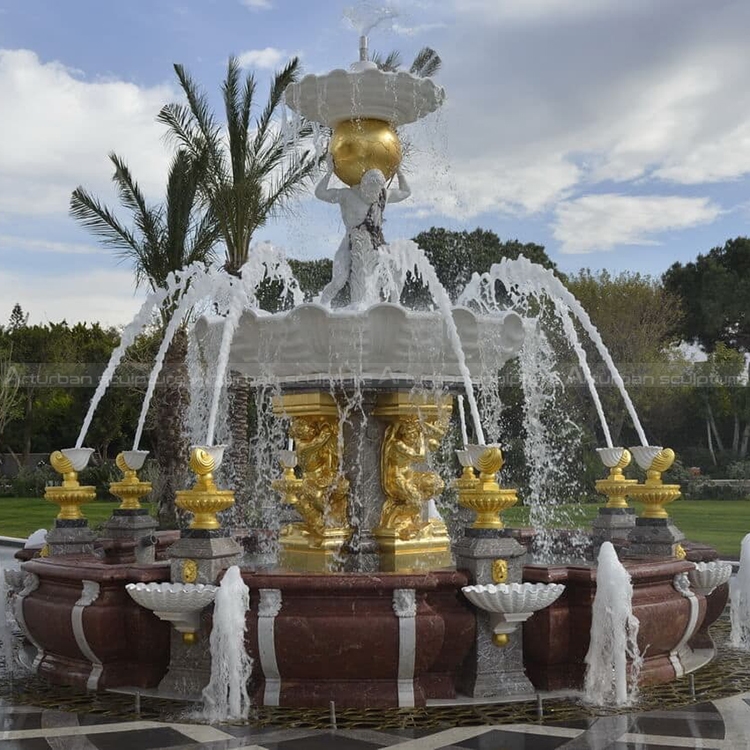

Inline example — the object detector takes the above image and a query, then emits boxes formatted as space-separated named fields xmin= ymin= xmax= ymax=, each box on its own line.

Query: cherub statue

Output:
xmin=378 ymin=415 xmax=446 ymax=540
xmin=315 ymin=153 xmax=411 ymax=306
xmin=289 ymin=416 xmax=349 ymax=535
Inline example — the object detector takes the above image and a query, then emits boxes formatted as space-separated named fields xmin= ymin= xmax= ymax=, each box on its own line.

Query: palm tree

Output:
xmin=70 ymin=150 xmax=220 ymax=527
xmin=157 ymin=57 xmax=318 ymax=516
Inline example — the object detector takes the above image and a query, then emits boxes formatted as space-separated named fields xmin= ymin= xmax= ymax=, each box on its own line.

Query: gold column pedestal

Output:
xmin=44 ymin=451 xmax=96 ymax=521
xmin=109 ymin=452 xmax=152 ymax=510
xmin=629 ymin=448 xmax=682 ymax=519
xmin=452 ymin=446 xmax=518 ymax=529
xmin=272 ymin=392 xmax=351 ymax=572
xmin=175 ymin=448 xmax=235 ymax=530
xmin=373 ymin=392 xmax=453 ymax=572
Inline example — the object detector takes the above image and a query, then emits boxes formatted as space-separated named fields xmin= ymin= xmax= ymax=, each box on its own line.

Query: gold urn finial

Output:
xmin=595 ymin=448 xmax=637 ymax=509
xmin=628 ymin=446 xmax=681 ymax=521
xmin=45 ymin=449 xmax=96 ymax=521
xmin=110 ymin=451 xmax=152 ymax=511
xmin=175 ymin=446 xmax=234 ymax=530
xmin=452 ymin=444 xmax=518 ymax=529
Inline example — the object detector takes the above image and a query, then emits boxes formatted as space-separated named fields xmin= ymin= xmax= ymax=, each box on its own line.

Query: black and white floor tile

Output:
xmin=3 ymin=692 xmax=750 ymax=749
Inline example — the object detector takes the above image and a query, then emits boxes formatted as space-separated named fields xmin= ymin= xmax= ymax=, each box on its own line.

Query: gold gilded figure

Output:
xmin=287 ymin=415 xmax=350 ymax=537
xmin=379 ymin=413 xmax=449 ymax=540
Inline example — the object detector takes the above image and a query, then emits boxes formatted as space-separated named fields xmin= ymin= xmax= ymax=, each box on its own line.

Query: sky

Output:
xmin=1 ymin=0 xmax=749 ymax=325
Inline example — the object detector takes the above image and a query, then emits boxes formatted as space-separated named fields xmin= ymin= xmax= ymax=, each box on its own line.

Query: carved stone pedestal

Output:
xmin=454 ymin=529 xmax=533 ymax=697
xmin=627 ymin=517 xmax=685 ymax=559
xmin=592 ymin=507 xmax=636 ymax=554
xmin=47 ymin=520 xmax=95 ymax=556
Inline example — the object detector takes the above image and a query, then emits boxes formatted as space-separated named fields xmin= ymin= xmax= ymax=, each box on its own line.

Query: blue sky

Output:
xmin=1 ymin=0 xmax=749 ymax=324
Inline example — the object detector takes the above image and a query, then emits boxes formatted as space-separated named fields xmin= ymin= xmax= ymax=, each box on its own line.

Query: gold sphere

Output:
xmin=330 ymin=118 xmax=402 ymax=187
xmin=182 ymin=632 xmax=196 ymax=645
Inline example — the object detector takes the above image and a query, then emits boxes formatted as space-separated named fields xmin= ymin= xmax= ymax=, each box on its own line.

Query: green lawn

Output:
xmin=0 ymin=497 xmax=155 ymax=539
xmin=0 ymin=496 xmax=746 ymax=558
xmin=505 ymin=500 xmax=749 ymax=558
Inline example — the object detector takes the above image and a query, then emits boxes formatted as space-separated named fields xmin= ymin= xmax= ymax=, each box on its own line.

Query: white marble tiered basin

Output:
xmin=689 ymin=561 xmax=733 ymax=596
xmin=463 ymin=582 xmax=566 ymax=640
xmin=196 ymin=303 xmax=524 ymax=386
xmin=284 ymin=63 xmax=445 ymax=127
xmin=125 ymin=582 xmax=218 ymax=636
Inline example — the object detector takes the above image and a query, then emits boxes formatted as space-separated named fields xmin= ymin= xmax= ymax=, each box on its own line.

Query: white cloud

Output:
xmin=552 ymin=194 xmax=721 ymax=254
xmin=237 ymin=47 xmax=286 ymax=70
xmin=0 ymin=234 xmax=100 ymax=255
xmin=0 ymin=49 xmax=173 ymax=217
xmin=239 ymin=0 xmax=272 ymax=10
xmin=0 ymin=268 xmax=144 ymax=326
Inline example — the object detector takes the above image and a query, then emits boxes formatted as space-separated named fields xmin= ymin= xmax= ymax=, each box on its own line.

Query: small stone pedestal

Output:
xmin=46 ymin=519 xmax=95 ymax=556
xmin=454 ymin=529 xmax=533 ymax=697
xmin=592 ymin=507 xmax=636 ymax=553
xmin=99 ymin=509 xmax=159 ymax=563
xmin=157 ymin=529 xmax=241 ymax=696
xmin=627 ymin=517 xmax=685 ymax=558
xmin=167 ymin=530 xmax=240 ymax=585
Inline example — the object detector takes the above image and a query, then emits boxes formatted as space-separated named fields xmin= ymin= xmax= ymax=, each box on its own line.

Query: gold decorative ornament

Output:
xmin=182 ymin=559 xmax=199 ymax=583
xmin=330 ymin=118 xmax=402 ymax=186
xmin=271 ymin=392 xmax=351 ymax=571
xmin=182 ymin=632 xmax=196 ymax=645
xmin=452 ymin=446 xmax=518 ymax=529
xmin=491 ymin=559 xmax=509 ymax=584
xmin=629 ymin=448 xmax=681 ymax=520
xmin=39 ymin=544 xmax=50 ymax=558
xmin=373 ymin=392 xmax=454 ymax=571
xmin=492 ymin=633 xmax=509 ymax=648
xmin=675 ymin=543 xmax=686 ymax=560
xmin=175 ymin=448 xmax=235 ymax=530
xmin=595 ymin=448 xmax=637 ymax=509
xmin=44 ymin=450 xmax=96 ymax=521
xmin=109 ymin=452 xmax=152 ymax=510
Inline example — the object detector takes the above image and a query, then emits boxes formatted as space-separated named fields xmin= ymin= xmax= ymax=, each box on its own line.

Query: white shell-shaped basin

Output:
xmin=597 ymin=447 xmax=626 ymax=468
xmin=61 ymin=448 xmax=95 ymax=471
xmin=277 ymin=449 xmax=298 ymax=469
xmin=462 ymin=582 xmax=565 ymax=615
xmin=284 ymin=67 xmax=445 ymax=127
xmin=191 ymin=445 xmax=226 ymax=471
xmin=629 ymin=446 xmax=663 ymax=471
xmin=689 ymin=561 xmax=733 ymax=596
xmin=456 ymin=449 xmax=472 ymax=468
xmin=121 ymin=450 xmax=149 ymax=471
xmin=196 ymin=304 xmax=524 ymax=387
xmin=126 ymin=582 xmax=218 ymax=614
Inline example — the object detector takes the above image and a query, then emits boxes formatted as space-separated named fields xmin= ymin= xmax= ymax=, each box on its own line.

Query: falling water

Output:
xmin=584 ymin=542 xmax=641 ymax=706
xmin=730 ymin=533 xmax=750 ymax=649
xmin=374 ymin=239 xmax=487 ymax=444
xmin=492 ymin=257 xmax=648 ymax=446
xmin=76 ymin=265 xmax=204 ymax=448
xmin=460 ymin=266 xmax=613 ymax=448
xmin=133 ymin=267 xmax=232 ymax=451
xmin=0 ymin=569 xmax=14 ymax=676
xmin=201 ymin=566 xmax=252 ymax=722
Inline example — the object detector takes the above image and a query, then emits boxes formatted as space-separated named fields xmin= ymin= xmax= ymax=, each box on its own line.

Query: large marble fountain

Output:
xmin=3 ymin=36 xmax=731 ymax=713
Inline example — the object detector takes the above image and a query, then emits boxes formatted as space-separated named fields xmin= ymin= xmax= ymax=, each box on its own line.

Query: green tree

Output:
xmin=403 ymin=227 xmax=559 ymax=306
xmin=663 ymin=237 xmax=750 ymax=352
xmin=70 ymin=151 xmax=219 ymax=526
xmin=158 ymin=56 xmax=318 ymax=515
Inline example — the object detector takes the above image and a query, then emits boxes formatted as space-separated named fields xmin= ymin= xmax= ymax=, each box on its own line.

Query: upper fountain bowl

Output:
xmin=284 ymin=66 xmax=445 ymax=127
xmin=195 ymin=303 xmax=524 ymax=388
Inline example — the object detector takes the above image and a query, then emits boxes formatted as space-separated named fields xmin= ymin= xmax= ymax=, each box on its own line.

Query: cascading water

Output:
xmin=486 ymin=257 xmax=648 ymax=446
xmin=0 ymin=569 xmax=14 ymax=676
xmin=201 ymin=565 xmax=252 ymax=722
xmin=730 ymin=533 xmax=750 ymax=650
xmin=584 ymin=542 xmax=641 ymax=706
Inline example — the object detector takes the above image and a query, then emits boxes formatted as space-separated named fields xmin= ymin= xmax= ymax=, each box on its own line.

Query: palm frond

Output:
xmin=371 ymin=50 xmax=402 ymax=73
xmin=410 ymin=47 xmax=442 ymax=77
xmin=253 ymin=57 xmax=300 ymax=154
